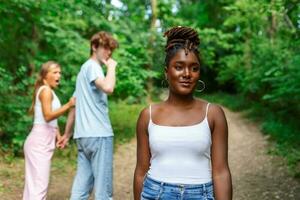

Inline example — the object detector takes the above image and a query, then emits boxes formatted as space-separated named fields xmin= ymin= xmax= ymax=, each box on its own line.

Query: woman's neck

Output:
xmin=166 ymin=92 xmax=196 ymax=108
xmin=42 ymin=81 xmax=53 ymax=90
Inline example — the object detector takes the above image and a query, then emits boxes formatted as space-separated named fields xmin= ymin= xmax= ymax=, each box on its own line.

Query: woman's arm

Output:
xmin=209 ymin=104 xmax=232 ymax=200
xmin=56 ymin=127 xmax=62 ymax=141
xmin=57 ymin=108 xmax=75 ymax=149
xmin=39 ymin=87 xmax=75 ymax=122
xmin=133 ymin=108 xmax=151 ymax=200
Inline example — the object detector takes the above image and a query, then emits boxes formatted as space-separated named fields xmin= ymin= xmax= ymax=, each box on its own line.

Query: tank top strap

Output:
xmin=149 ymin=104 xmax=152 ymax=121
xmin=36 ymin=85 xmax=49 ymax=99
xmin=205 ymin=103 xmax=210 ymax=118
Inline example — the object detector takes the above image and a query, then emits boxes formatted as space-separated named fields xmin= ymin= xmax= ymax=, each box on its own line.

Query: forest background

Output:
xmin=0 ymin=0 xmax=299 ymax=176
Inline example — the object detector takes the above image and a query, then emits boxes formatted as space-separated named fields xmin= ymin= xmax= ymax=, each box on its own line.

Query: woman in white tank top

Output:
xmin=134 ymin=27 xmax=232 ymax=200
xmin=23 ymin=61 xmax=75 ymax=200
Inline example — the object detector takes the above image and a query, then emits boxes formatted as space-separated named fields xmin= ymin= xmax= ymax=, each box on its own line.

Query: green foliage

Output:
xmin=0 ymin=0 xmax=156 ymax=153
xmin=217 ymin=0 xmax=300 ymax=116
xmin=109 ymin=101 xmax=145 ymax=145
xmin=0 ymin=66 xmax=33 ymax=154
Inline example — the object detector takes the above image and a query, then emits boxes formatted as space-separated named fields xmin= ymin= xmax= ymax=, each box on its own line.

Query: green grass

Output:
xmin=201 ymin=92 xmax=300 ymax=177
xmin=110 ymin=101 xmax=145 ymax=145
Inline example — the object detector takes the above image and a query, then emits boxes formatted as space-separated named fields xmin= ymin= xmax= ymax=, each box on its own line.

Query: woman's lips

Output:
xmin=179 ymin=81 xmax=192 ymax=87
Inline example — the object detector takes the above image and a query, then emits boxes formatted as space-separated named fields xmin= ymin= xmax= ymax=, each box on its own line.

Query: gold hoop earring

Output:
xmin=196 ymin=80 xmax=205 ymax=92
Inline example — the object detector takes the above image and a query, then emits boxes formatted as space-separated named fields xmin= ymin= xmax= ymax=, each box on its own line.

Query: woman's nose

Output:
xmin=183 ymin=68 xmax=191 ymax=77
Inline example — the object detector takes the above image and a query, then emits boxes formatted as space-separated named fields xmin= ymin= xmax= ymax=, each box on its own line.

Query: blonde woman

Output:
xmin=23 ymin=61 xmax=75 ymax=200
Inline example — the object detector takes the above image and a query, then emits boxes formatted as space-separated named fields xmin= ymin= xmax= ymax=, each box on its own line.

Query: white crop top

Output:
xmin=33 ymin=85 xmax=61 ymax=127
xmin=147 ymin=103 xmax=212 ymax=184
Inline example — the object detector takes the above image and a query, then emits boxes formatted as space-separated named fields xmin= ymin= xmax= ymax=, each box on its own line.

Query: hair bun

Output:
xmin=164 ymin=26 xmax=200 ymax=51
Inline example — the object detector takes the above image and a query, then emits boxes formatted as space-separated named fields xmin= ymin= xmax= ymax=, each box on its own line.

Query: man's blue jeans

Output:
xmin=70 ymin=137 xmax=113 ymax=200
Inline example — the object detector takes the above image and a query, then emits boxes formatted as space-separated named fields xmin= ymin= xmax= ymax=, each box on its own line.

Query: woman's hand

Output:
xmin=68 ymin=97 xmax=76 ymax=108
xmin=56 ymin=135 xmax=69 ymax=149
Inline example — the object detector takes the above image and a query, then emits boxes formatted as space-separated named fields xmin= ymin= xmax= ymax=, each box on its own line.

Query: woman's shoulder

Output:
xmin=137 ymin=106 xmax=151 ymax=128
xmin=138 ymin=102 xmax=165 ymax=121
xmin=195 ymin=98 xmax=222 ymax=108
xmin=38 ymin=85 xmax=51 ymax=91
xmin=195 ymin=98 xmax=225 ymax=116
xmin=37 ymin=85 xmax=53 ymax=98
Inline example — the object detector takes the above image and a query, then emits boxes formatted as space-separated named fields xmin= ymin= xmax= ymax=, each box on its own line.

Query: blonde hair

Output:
xmin=28 ymin=61 xmax=60 ymax=114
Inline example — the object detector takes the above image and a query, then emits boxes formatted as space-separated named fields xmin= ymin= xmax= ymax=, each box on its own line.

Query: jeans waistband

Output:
xmin=145 ymin=174 xmax=213 ymax=189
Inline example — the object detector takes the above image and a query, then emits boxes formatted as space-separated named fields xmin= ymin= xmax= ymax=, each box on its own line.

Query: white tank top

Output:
xmin=147 ymin=103 xmax=212 ymax=184
xmin=33 ymin=85 xmax=61 ymax=127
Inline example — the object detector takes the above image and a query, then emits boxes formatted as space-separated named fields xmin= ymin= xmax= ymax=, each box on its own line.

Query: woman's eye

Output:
xmin=192 ymin=66 xmax=199 ymax=72
xmin=175 ymin=65 xmax=183 ymax=70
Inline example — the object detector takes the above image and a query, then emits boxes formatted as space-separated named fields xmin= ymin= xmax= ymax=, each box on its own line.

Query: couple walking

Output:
xmin=23 ymin=27 xmax=232 ymax=200
xmin=23 ymin=31 xmax=118 ymax=200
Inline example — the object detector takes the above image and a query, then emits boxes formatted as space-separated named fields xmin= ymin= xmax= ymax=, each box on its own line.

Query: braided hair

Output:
xmin=164 ymin=26 xmax=200 ymax=67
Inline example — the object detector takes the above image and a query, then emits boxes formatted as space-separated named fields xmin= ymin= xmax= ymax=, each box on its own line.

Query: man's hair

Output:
xmin=163 ymin=26 xmax=200 ymax=67
xmin=90 ymin=31 xmax=118 ymax=55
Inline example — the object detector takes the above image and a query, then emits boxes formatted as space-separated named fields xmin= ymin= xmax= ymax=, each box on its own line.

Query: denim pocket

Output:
xmin=141 ymin=178 xmax=161 ymax=199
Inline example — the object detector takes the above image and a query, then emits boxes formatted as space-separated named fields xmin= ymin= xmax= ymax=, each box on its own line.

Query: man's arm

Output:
xmin=94 ymin=58 xmax=117 ymax=94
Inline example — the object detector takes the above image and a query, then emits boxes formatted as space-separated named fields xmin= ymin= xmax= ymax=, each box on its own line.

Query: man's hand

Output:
xmin=101 ymin=57 xmax=117 ymax=68
xmin=56 ymin=134 xmax=70 ymax=149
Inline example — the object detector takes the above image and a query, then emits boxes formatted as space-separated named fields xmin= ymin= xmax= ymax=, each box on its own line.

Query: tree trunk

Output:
xmin=269 ymin=0 xmax=277 ymax=45
xmin=28 ymin=24 xmax=38 ymax=76
xmin=146 ymin=0 xmax=157 ymax=102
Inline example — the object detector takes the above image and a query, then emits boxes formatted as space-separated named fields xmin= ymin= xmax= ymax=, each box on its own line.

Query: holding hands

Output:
xmin=56 ymin=134 xmax=70 ymax=149
xmin=56 ymin=97 xmax=76 ymax=149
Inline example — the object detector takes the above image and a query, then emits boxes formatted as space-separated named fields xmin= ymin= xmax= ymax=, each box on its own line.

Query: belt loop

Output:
xmin=180 ymin=185 xmax=185 ymax=200
xmin=203 ymin=183 xmax=207 ymax=199
xmin=156 ymin=181 xmax=164 ymax=200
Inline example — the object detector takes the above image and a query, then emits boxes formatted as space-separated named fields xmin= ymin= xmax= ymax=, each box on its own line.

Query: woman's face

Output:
xmin=44 ymin=65 xmax=61 ymax=89
xmin=166 ymin=49 xmax=200 ymax=95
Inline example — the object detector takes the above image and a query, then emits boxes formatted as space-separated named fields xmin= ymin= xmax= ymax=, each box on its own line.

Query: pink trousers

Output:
xmin=23 ymin=124 xmax=56 ymax=200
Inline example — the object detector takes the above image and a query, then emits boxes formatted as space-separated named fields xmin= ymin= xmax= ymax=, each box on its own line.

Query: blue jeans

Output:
xmin=141 ymin=176 xmax=215 ymax=200
xmin=70 ymin=137 xmax=113 ymax=200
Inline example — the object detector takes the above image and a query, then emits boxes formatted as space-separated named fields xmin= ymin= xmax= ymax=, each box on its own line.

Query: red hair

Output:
xmin=90 ymin=31 xmax=118 ymax=55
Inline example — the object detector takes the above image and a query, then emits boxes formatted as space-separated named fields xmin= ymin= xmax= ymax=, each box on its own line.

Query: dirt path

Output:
xmin=1 ymin=108 xmax=299 ymax=199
